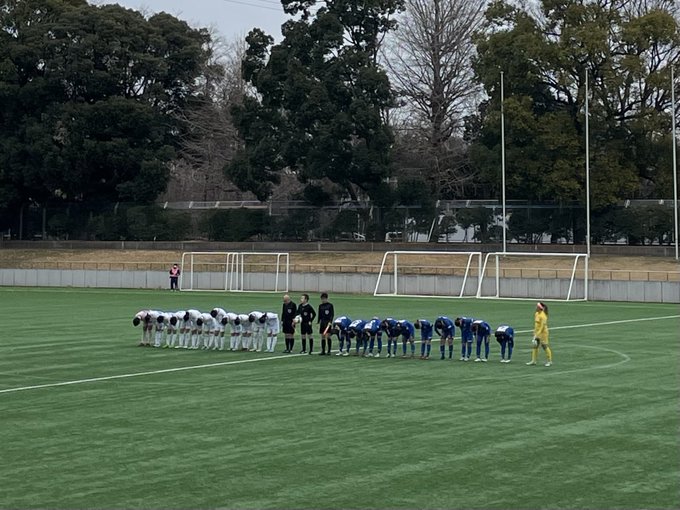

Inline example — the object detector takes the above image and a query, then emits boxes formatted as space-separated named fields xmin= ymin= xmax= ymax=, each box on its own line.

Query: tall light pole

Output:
xmin=501 ymin=71 xmax=507 ymax=253
xmin=585 ymin=71 xmax=591 ymax=258
xmin=672 ymin=65 xmax=678 ymax=260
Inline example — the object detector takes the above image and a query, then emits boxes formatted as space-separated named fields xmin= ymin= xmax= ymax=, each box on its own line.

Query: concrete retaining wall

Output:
xmin=1 ymin=269 xmax=679 ymax=303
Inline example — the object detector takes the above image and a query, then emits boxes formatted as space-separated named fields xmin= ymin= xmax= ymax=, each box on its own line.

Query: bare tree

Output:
xmin=168 ymin=34 xmax=251 ymax=201
xmin=384 ymin=0 xmax=486 ymax=198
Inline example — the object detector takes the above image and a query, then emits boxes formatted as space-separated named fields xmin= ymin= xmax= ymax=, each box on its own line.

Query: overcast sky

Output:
xmin=97 ymin=0 xmax=288 ymax=42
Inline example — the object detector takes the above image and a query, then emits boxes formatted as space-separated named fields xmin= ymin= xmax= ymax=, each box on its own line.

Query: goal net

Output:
xmin=179 ymin=252 xmax=289 ymax=293
xmin=476 ymin=252 xmax=589 ymax=301
xmin=373 ymin=251 xmax=482 ymax=298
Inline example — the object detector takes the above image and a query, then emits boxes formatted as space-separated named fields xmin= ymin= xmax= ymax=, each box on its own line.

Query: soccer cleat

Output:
xmin=367 ymin=352 xmax=373 ymax=357
xmin=386 ymin=353 xmax=391 ymax=358
xmin=440 ymin=356 xmax=445 ymax=360
xmin=319 ymin=352 xmax=326 ymax=355
xmin=374 ymin=353 xmax=380 ymax=358
xmin=474 ymin=357 xmax=481 ymax=362
xmin=459 ymin=357 xmax=466 ymax=361
xmin=300 ymin=350 xmax=306 ymax=354
xmin=526 ymin=361 xmax=536 ymax=365
xmin=505 ymin=359 xmax=511 ymax=363
xmin=481 ymin=358 xmax=488 ymax=362
xmin=336 ymin=351 xmax=343 ymax=356
xmin=343 ymin=351 xmax=349 ymax=357
xmin=544 ymin=361 xmax=552 ymax=367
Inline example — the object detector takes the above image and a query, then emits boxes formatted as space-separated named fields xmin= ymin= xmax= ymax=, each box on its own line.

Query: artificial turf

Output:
xmin=0 ymin=287 xmax=678 ymax=509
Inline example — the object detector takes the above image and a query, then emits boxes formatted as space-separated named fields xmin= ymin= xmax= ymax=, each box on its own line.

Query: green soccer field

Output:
xmin=0 ymin=287 xmax=678 ymax=509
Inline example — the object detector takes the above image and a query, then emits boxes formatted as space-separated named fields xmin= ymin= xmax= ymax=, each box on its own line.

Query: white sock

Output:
xmin=154 ymin=332 xmax=161 ymax=347
xmin=270 ymin=336 xmax=277 ymax=352
xmin=219 ymin=336 xmax=224 ymax=350
xmin=266 ymin=337 xmax=272 ymax=351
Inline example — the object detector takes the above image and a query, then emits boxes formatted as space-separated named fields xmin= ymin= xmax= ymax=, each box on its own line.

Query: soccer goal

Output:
xmin=476 ymin=252 xmax=589 ymax=301
xmin=179 ymin=252 xmax=289 ymax=293
xmin=373 ymin=251 xmax=483 ymax=298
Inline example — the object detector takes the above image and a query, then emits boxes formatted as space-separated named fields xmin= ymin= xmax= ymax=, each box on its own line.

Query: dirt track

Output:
xmin=0 ymin=249 xmax=678 ymax=273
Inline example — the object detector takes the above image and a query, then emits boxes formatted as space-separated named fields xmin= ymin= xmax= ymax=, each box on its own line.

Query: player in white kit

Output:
xmin=225 ymin=312 xmax=241 ymax=351
xmin=133 ymin=310 xmax=151 ymax=346
xmin=210 ymin=307 xmax=228 ymax=350
xmin=183 ymin=309 xmax=202 ymax=349
xmin=239 ymin=313 xmax=253 ymax=351
xmin=166 ymin=311 xmax=185 ymax=348
xmin=262 ymin=312 xmax=280 ymax=353
xmin=248 ymin=311 xmax=265 ymax=352
xmin=196 ymin=312 xmax=216 ymax=349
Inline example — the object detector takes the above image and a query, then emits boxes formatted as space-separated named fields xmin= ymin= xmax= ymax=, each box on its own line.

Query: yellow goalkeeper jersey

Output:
xmin=534 ymin=311 xmax=549 ymax=342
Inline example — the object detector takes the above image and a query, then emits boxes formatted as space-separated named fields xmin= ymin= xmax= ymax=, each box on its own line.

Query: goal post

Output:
xmin=179 ymin=252 xmax=289 ymax=293
xmin=476 ymin=252 xmax=589 ymax=301
xmin=373 ymin=251 xmax=483 ymax=298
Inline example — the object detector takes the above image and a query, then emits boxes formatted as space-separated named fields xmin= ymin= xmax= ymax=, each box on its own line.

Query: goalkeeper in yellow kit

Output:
xmin=526 ymin=302 xmax=553 ymax=367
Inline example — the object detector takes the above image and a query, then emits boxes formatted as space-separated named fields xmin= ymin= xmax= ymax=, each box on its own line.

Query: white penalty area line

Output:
xmin=0 ymin=314 xmax=678 ymax=396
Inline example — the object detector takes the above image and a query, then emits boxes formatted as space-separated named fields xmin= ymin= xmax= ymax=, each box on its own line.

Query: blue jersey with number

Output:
xmin=349 ymin=319 xmax=367 ymax=339
xmin=334 ymin=316 xmax=352 ymax=331
xmin=417 ymin=320 xmax=433 ymax=340
xmin=495 ymin=324 xmax=514 ymax=342
xmin=457 ymin=317 xmax=474 ymax=341
xmin=472 ymin=319 xmax=491 ymax=341
xmin=397 ymin=320 xmax=415 ymax=340
xmin=364 ymin=319 xmax=382 ymax=339
xmin=435 ymin=316 xmax=455 ymax=338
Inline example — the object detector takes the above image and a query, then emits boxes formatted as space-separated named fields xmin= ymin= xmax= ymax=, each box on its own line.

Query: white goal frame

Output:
xmin=476 ymin=252 xmax=589 ymax=301
xmin=373 ymin=251 xmax=483 ymax=298
xmin=179 ymin=252 xmax=289 ymax=293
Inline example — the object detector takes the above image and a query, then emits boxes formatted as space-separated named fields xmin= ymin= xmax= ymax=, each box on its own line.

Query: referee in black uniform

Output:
xmin=281 ymin=294 xmax=297 ymax=353
xmin=317 ymin=292 xmax=335 ymax=355
xmin=297 ymin=293 xmax=316 ymax=354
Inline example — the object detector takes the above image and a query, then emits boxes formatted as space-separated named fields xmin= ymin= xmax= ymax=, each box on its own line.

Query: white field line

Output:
xmin=0 ymin=314 xmax=678 ymax=396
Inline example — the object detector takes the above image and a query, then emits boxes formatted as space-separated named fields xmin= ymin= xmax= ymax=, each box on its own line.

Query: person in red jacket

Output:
xmin=169 ymin=263 xmax=181 ymax=291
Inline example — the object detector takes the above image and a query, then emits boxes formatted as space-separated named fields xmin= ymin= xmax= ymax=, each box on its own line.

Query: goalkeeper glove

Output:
xmin=531 ymin=337 xmax=539 ymax=347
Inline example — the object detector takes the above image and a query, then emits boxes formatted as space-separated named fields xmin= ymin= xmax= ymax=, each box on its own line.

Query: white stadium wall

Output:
xmin=1 ymin=268 xmax=679 ymax=303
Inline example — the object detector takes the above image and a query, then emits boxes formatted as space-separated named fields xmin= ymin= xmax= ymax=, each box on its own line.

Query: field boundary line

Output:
xmin=0 ymin=314 xmax=677 ymax=396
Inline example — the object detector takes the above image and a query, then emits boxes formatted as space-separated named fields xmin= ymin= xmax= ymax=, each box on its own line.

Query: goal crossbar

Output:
xmin=179 ymin=252 xmax=289 ymax=293
xmin=374 ymin=251 xmax=482 ymax=298
xmin=476 ymin=252 xmax=589 ymax=301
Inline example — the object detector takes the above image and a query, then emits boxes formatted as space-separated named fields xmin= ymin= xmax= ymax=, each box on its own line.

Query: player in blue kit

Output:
xmin=414 ymin=319 xmax=433 ymax=359
xmin=381 ymin=318 xmax=400 ymax=358
xmin=348 ymin=319 xmax=367 ymax=356
xmin=364 ymin=318 xmax=383 ymax=358
xmin=434 ymin=316 xmax=455 ymax=360
xmin=397 ymin=320 xmax=416 ymax=358
xmin=472 ymin=319 xmax=491 ymax=362
xmin=455 ymin=316 xmax=474 ymax=361
xmin=332 ymin=315 xmax=352 ymax=356
xmin=495 ymin=324 xmax=515 ymax=363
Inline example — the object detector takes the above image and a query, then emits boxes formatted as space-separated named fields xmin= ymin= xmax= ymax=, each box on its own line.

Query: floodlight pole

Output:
xmin=672 ymin=65 xmax=678 ymax=260
xmin=501 ymin=71 xmax=507 ymax=254
xmin=585 ymin=71 xmax=591 ymax=258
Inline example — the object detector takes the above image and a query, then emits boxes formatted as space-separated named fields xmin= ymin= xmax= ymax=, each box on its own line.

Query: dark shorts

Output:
xmin=300 ymin=322 xmax=313 ymax=335
xmin=319 ymin=322 xmax=331 ymax=335
xmin=282 ymin=321 xmax=295 ymax=335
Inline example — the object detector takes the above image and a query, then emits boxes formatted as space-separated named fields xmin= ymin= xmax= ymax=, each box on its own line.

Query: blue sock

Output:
xmin=448 ymin=345 xmax=453 ymax=358
xmin=339 ymin=339 xmax=344 ymax=352
xmin=402 ymin=342 xmax=407 ymax=355
xmin=467 ymin=343 xmax=472 ymax=357
xmin=426 ymin=344 xmax=431 ymax=356
xmin=484 ymin=342 xmax=489 ymax=359
xmin=476 ymin=341 xmax=481 ymax=358
xmin=440 ymin=344 xmax=445 ymax=358
xmin=508 ymin=343 xmax=513 ymax=359
xmin=461 ymin=343 xmax=466 ymax=357
xmin=421 ymin=343 xmax=426 ymax=356
xmin=377 ymin=339 xmax=382 ymax=352
xmin=369 ymin=338 xmax=374 ymax=353
xmin=500 ymin=343 xmax=506 ymax=358
xmin=411 ymin=343 xmax=415 ymax=354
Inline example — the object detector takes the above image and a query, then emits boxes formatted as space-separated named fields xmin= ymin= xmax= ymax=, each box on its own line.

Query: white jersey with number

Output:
xmin=225 ymin=312 xmax=240 ymax=333
xmin=147 ymin=310 xmax=163 ymax=328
